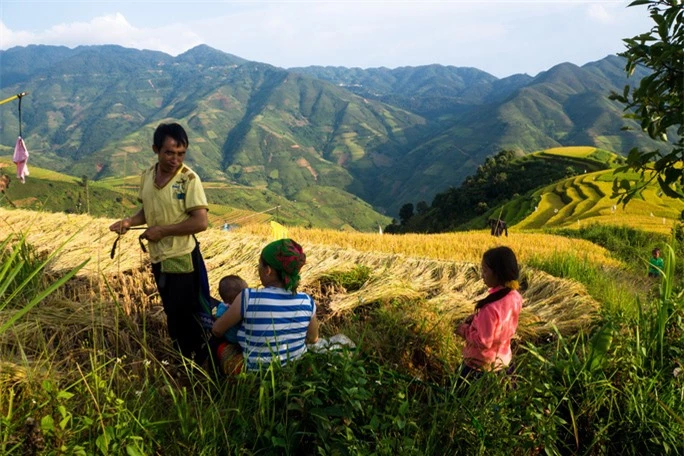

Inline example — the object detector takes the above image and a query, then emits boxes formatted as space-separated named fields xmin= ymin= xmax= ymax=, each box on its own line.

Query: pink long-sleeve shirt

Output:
xmin=457 ymin=286 xmax=522 ymax=371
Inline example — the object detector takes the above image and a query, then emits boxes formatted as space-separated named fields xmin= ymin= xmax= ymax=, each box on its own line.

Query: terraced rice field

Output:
xmin=514 ymin=169 xmax=684 ymax=233
xmin=541 ymin=146 xmax=597 ymax=158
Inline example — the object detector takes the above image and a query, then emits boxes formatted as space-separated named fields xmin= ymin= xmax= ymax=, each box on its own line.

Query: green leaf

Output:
xmin=57 ymin=390 xmax=74 ymax=401
xmin=0 ymin=261 xmax=25 ymax=306
xmin=126 ymin=444 xmax=145 ymax=456
xmin=96 ymin=428 xmax=112 ymax=455
xmin=271 ymin=436 xmax=287 ymax=448
xmin=59 ymin=415 xmax=71 ymax=431
xmin=41 ymin=415 xmax=55 ymax=433
xmin=657 ymin=176 xmax=683 ymax=198
xmin=42 ymin=380 xmax=54 ymax=393
xmin=663 ymin=166 xmax=682 ymax=185
xmin=587 ymin=325 xmax=613 ymax=372
xmin=628 ymin=0 xmax=653 ymax=6
xmin=620 ymin=179 xmax=632 ymax=190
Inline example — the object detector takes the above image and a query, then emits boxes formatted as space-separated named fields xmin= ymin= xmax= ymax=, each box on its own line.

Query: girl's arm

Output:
xmin=212 ymin=291 xmax=243 ymax=337
xmin=461 ymin=306 xmax=498 ymax=349
xmin=306 ymin=314 xmax=319 ymax=344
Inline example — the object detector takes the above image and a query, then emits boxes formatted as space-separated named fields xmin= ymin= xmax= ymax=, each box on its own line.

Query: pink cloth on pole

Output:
xmin=12 ymin=136 xmax=29 ymax=183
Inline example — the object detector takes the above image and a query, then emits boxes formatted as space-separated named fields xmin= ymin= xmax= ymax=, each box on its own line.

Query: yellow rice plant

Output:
xmin=0 ymin=293 xmax=171 ymax=388
xmin=237 ymin=222 xmax=620 ymax=268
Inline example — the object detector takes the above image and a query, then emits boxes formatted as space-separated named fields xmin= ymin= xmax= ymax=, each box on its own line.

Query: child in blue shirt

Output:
xmin=211 ymin=274 xmax=248 ymax=375
xmin=215 ymin=275 xmax=248 ymax=343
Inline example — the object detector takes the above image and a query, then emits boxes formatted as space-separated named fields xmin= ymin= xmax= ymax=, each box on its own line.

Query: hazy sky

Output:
xmin=0 ymin=1 xmax=653 ymax=78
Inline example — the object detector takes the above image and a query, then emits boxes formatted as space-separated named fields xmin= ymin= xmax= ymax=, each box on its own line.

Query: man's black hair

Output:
xmin=153 ymin=123 xmax=189 ymax=149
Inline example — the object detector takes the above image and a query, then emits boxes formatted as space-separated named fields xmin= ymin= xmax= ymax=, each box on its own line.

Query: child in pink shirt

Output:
xmin=457 ymin=246 xmax=522 ymax=379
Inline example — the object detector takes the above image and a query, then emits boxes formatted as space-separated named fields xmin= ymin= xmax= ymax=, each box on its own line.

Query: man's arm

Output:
xmin=142 ymin=208 xmax=208 ymax=242
xmin=109 ymin=208 xmax=146 ymax=234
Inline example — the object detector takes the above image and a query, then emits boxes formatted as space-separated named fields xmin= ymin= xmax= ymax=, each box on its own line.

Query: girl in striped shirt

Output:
xmin=212 ymin=239 xmax=319 ymax=372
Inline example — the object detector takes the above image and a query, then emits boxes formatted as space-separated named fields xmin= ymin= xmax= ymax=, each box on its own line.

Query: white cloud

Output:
xmin=0 ymin=14 xmax=203 ymax=55
xmin=0 ymin=20 xmax=34 ymax=49
xmin=587 ymin=4 xmax=616 ymax=24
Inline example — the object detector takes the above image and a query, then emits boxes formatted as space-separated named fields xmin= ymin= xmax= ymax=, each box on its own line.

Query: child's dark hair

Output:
xmin=475 ymin=246 xmax=520 ymax=310
xmin=219 ymin=275 xmax=248 ymax=301
xmin=153 ymin=122 xmax=189 ymax=149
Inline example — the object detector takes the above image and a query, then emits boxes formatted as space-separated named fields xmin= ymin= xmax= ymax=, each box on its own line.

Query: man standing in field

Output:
xmin=109 ymin=122 xmax=210 ymax=363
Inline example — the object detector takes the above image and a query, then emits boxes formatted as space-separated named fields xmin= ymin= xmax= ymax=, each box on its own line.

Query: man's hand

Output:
xmin=141 ymin=226 xmax=165 ymax=242
xmin=109 ymin=218 xmax=131 ymax=234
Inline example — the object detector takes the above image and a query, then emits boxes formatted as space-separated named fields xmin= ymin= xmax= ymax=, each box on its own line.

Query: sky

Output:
xmin=0 ymin=0 xmax=654 ymax=78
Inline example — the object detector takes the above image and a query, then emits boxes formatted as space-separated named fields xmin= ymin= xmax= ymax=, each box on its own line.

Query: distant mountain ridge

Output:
xmin=288 ymin=64 xmax=504 ymax=115
xmin=0 ymin=45 xmax=661 ymax=219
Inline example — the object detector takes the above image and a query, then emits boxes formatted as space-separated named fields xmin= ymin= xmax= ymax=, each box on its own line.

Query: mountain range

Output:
xmin=0 ymin=44 xmax=660 ymax=219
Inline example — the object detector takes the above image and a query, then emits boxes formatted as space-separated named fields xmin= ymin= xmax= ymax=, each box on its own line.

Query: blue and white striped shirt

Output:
xmin=237 ymin=286 xmax=316 ymax=371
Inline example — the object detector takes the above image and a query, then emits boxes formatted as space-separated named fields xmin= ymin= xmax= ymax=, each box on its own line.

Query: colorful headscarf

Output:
xmin=261 ymin=238 xmax=306 ymax=292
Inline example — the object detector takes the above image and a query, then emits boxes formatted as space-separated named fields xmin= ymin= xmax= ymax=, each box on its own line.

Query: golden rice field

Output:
xmin=0 ymin=208 xmax=621 ymax=274
xmin=239 ymin=222 xmax=621 ymax=267
xmin=1 ymin=207 xmax=612 ymax=379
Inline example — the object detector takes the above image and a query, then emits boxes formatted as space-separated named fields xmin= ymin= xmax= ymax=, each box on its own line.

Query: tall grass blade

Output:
xmin=0 ymin=261 xmax=26 ymax=305
xmin=0 ymin=235 xmax=18 ymax=284
xmin=587 ymin=323 xmax=613 ymax=372
xmin=0 ymin=259 xmax=88 ymax=334
xmin=0 ymin=227 xmax=89 ymax=307
xmin=660 ymin=243 xmax=675 ymax=301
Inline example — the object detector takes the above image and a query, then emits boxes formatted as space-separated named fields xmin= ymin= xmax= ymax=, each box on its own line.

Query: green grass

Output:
xmin=526 ymin=251 xmax=643 ymax=316
xmin=553 ymin=223 xmax=671 ymax=270
xmin=3 ymin=300 xmax=682 ymax=454
xmin=527 ymin=223 xmax=684 ymax=318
